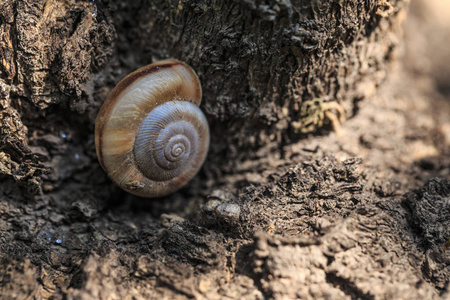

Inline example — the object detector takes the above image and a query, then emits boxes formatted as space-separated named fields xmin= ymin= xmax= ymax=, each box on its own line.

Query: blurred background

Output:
xmin=405 ymin=0 xmax=450 ymax=96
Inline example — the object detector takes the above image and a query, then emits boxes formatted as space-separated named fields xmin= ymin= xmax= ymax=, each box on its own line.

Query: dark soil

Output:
xmin=0 ymin=0 xmax=449 ymax=299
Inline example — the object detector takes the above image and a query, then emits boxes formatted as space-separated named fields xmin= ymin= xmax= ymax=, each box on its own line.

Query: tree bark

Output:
xmin=1 ymin=0 xmax=450 ymax=299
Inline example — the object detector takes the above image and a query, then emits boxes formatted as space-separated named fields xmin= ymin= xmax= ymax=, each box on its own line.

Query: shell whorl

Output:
xmin=95 ymin=59 xmax=209 ymax=197
xmin=134 ymin=100 xmax=208 ymax=181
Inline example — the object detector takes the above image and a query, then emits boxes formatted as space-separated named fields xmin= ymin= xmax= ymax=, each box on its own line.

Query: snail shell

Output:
xmin=95 ymin=59 xmax=209 ymax=197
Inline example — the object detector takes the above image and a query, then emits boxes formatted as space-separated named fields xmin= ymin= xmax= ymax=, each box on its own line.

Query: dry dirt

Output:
xmin=0 ymin=0 xmax=449 ymax=299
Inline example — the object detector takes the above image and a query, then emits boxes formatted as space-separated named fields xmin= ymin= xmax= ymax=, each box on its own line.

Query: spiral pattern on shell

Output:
xmin=95 ymin=59 xmax=209 ymax=197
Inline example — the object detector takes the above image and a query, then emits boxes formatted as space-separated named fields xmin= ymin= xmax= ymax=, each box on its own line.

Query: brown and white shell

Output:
xmin=95 ymin=59 xmax=209 ymax=197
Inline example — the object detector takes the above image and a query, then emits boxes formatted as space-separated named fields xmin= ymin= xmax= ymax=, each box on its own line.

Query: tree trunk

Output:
xmin=1 ymin=0 xmax=449 ymax=299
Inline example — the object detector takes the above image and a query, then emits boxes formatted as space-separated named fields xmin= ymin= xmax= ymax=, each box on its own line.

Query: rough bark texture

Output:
xmin=1 ymin=0 xmax=450 ymax=299
xmin=0 ymin=0 xmax=409 ymax=194
xmin=134 ymin=0 xmax=409 ymax=153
